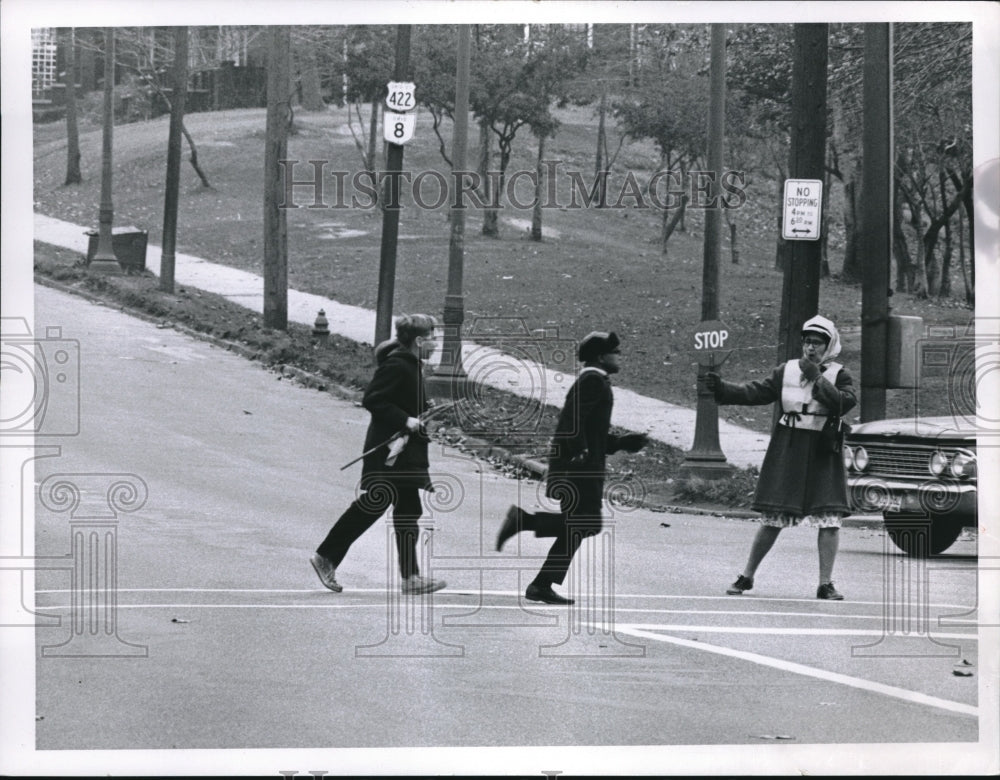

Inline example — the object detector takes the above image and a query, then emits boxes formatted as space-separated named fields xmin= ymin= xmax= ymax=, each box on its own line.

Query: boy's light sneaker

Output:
xmin=401 ymin=575 xmax=446 ymax=595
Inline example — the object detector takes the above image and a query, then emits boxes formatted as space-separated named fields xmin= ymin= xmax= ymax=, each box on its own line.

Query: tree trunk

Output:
xmin=367 ymin=92 xmax=379 ymax=173
xmin=531 ymin=132 xmax=544 ymax=241
xmin=958 ymin=208 xmax=973 ymax=305
xmin=366 ymin=91 xmax=381 ymax=208
xmin=841 ymin=173 xmax=863 ymax=282
xmin=489 ymin=137 xmax=513 ymax=238
xmin=726 ymin=208 xmax=740 ymax=264
xmin=296 ymin=41 xmax=325 ymax=111
xmin=938 ymin=170 xmax=952 ymax=298
xmin=962 ymin=176 xmax=975 ymax=295
xmin=892 ymin=178 xmax=914 ymax=292
xmin=924 ymin=175 xmax=943 ymax=296
xmin=921 ymin=175 xmax=970 ymax=299
xmin=661 ymin=192 xmax=686 ymax=255
xmin=63 ymin=28 xmax=82 ymax=185
xmin=480 ymin=119 xmax=498 ymax=237
xmin=78 ymin=28 xmax=98 ymax=90
xmin=143 ymin=69 xmax=213 ymax=189
xmin=595 ymin=84 xmax=608 ymax=207
xmin=909 ymin=200 xmax=929 ymax=297
xmin=775 ymin=174 xmax=792 ymax=271
xmin=820 ymin=163 xmax=831 ymax=277
xmin=179 ymin=123 xmax=211 ymax=188
xmin=678 ymin=158 xmax=688 ymax=232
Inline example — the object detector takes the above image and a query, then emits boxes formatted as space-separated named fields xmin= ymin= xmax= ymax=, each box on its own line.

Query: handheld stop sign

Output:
xmin=692 ymin=319 xmax=733 ymax=367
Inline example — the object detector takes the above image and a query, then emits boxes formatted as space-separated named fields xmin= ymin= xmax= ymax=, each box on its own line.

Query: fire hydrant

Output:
xmin=312 ymin=309 xmax=330 ymax=341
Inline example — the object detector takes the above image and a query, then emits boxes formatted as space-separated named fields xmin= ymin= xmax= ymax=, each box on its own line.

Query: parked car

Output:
xmin=843 ymin=415 xmax=977 ymax=555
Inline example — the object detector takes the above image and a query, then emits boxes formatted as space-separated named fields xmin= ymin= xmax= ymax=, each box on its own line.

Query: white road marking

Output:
xmin=28 ymin=601 xmax=980 ymax=638
xmin=612 ymin=624 xmax=979 ymax=718
xmin=32 ymin=589 xmax=979 ymax=626
xmin=32 ymin=587 xmax=979 ymax=612
xmin=605 ymin=622 xmax=975 ymax=640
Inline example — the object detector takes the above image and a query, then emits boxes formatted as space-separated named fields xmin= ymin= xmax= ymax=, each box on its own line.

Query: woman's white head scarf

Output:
xmin=801 ymin=314 xmax=842 ymax=365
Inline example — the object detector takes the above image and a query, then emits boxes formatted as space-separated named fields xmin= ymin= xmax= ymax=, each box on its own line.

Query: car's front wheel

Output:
xmin=882 ymin=512 xmax=966 ymax=556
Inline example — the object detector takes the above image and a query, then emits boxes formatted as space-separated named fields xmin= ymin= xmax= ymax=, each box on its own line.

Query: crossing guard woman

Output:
xmin=705 ymin=315 xmax=857 ymax=600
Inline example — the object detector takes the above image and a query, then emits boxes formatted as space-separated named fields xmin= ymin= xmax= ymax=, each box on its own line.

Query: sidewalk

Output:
xmin=34 ymin=212 xmax=770 ymax=469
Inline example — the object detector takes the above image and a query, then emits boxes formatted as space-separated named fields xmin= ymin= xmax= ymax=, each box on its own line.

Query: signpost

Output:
xmin=682 ymin=318 xmax=735 ymax=479
xmin=374 ymin=27 xmax=413 ymax=346
xmin=679 ymin=25 xmax=733 ymax=482
xmin=782 ymin=178 xmax=823 ymax=241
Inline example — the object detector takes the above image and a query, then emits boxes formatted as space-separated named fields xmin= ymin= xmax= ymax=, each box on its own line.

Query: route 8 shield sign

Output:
xmin=384 ymin=110 xmax=416 ymax=145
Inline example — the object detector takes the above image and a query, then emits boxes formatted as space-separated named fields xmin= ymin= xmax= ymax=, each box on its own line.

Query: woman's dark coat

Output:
xmin=714 ymin=362 xmax=857 ymax=517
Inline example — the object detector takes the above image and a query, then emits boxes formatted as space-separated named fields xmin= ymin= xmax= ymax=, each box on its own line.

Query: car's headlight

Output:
xmin=929 ymin=451 xmax=949 ymax=476
xmin=843 ymin=446 xmax=854 ymax=470
xmin=950 ymin=451 xmax=977 ymax=479
xmin=852 ymin=446 xmax=869 ymax=472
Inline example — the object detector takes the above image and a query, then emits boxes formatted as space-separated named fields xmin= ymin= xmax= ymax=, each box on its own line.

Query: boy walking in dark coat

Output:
xmin=311 ymin=315 xmax=446 ymax=595
xmin=496 ymin=331 xmax=648 ymax=604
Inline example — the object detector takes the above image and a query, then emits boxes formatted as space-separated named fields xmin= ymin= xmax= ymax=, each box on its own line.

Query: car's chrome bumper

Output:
xmin=847 ymin=475 xmax=978 ymax=522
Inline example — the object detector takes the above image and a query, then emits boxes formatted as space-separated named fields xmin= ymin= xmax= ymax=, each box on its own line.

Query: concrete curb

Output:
xmin=34 ymin=272 xmax=884 ymax=529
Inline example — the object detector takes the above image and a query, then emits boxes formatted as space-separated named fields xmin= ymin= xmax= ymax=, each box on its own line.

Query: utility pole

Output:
xmin=859 ymin=23 xmax=892 ymax=422
xmin=374 ymin=25 xmax=412 ymax=346
xmin=680 ymin=23 xmax=733 ymax=480
xmin=160 ymin=26 xmax=188 ymax=294
xmin=700 ymin=26 xmax=726 ymax=327
xmin=263 ymin=26 xmax=290 ymax=330
xmin=64 ymin=28 xmax=82 ymax=185
xmin=432 ymin=24 xmax=471 ymax=391
xmin=89 ymin=27 xmax=120 ymax=274
xmin=776 ymin=24 xmax=829 ymax=364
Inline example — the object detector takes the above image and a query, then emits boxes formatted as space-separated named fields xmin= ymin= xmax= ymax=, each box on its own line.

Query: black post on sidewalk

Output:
xmin=859 ymin=23 xmax=892 ymax=422
xmin=89 ymin=27 xmax=121 ymax=274
xmin=429 ymin=24 xmax=471 ymax=395
xmin=160 ymin=26 xmax=188 ymax=294
xmin=679 ymin=23 xmax=733 ymax=481
xmin=374 ymin=25 xmax=412 ymax=346
xmin=776 ymin=24 xmax=828 ymax=366
xmin=771 ymin=23 xmax=829 ymax=433
xmin=263 ymin=26 xmax=290 ymax=331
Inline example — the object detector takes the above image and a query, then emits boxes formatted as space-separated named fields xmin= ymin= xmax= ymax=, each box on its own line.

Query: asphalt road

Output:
xmin=21 ymin=284 xmax=988 ymax=774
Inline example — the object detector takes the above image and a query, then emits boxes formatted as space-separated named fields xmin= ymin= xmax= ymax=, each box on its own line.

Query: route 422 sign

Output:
xmin=385 ymin=81 xmax=416 ymax=112
xmin=384 ymin=81 xmax=416 ymax=145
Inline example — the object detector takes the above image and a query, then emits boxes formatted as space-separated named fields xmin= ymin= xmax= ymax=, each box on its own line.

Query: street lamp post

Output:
xmin=430 ymin=24 xmax=472 ymax=394
xmin=679 ymin=23 xmax=733 ymax=480
xmin=160 ymin=26 xmax=189 ymax=294
xmin=89 ymin=27 xmax=121 ymax=274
